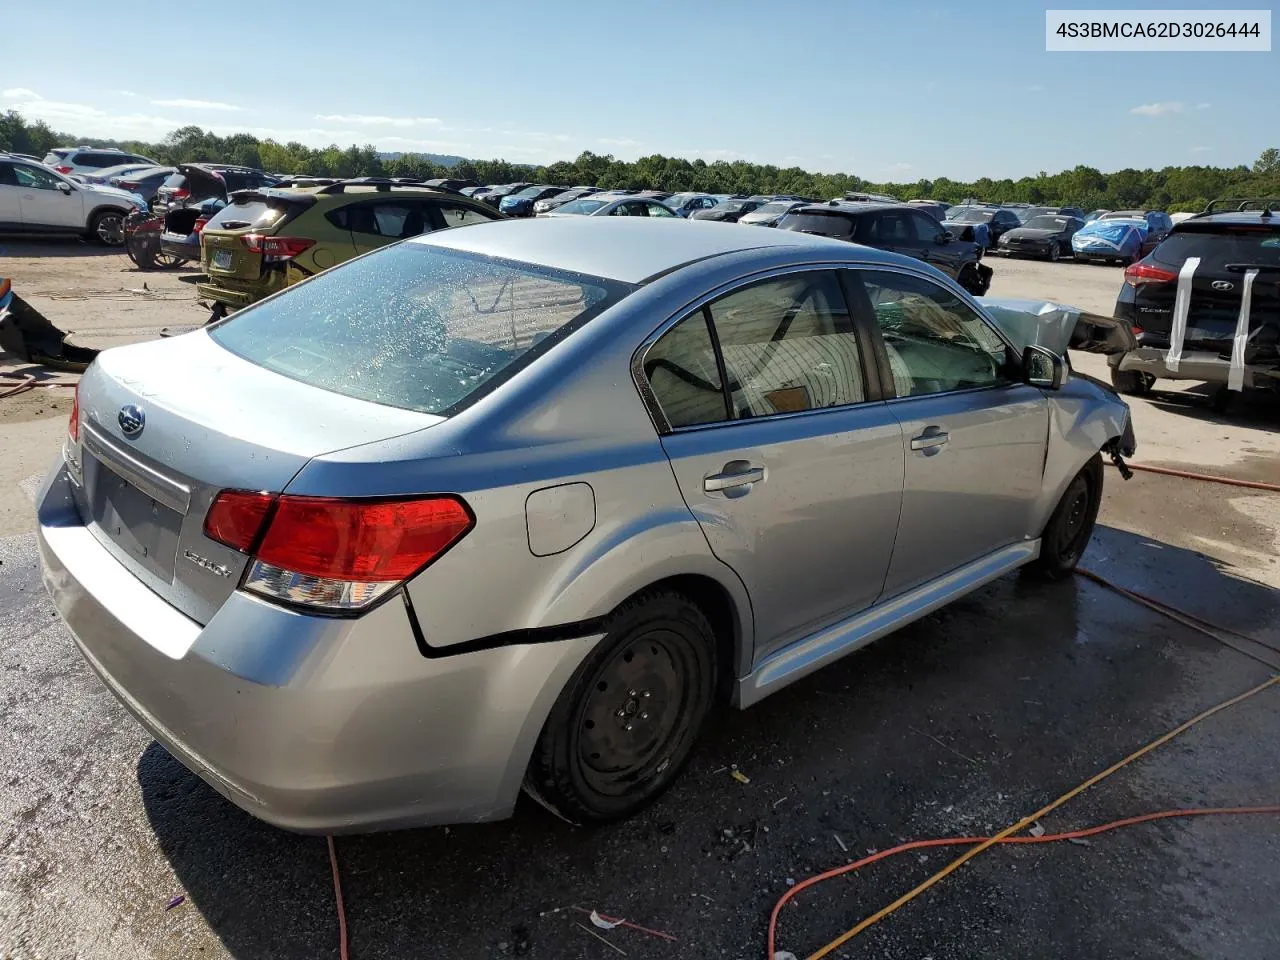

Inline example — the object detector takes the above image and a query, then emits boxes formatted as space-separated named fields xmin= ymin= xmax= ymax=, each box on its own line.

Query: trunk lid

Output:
xmin=1131 ymin=222 xmax=1280 ymax=347
xmin=73 ymin=331 xmax=441 ymax=624
xmin=200 ymin=189 xmax=317 ymax=281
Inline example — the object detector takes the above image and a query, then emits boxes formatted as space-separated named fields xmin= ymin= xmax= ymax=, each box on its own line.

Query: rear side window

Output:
xmin=644 ymin=313 xmax=727 ymax=428
xmin=345 ymin=201 xmax=427 ymax=238
xmin=1152 ymin=227 xmax=1280 ymax=271
xmin=210 ymin=244 xmax=630 ymax=415
xmin=43 ymin=151 xmax=68 ymax=164
xmin=81 ymin=153 xmax=118 ymax=167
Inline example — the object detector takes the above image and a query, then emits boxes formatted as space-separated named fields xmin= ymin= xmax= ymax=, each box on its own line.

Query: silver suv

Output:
xmin=43 ymin=146 xmax=157 ymax=177
xmin=38 ymin=217 xmax=1133 ymax=831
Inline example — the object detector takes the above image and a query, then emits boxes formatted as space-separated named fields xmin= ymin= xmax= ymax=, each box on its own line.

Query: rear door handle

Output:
xmin=910 ymin=428 xmax=950 ymax=451
xmin=704 ymin=463 xmax=765 ymax=492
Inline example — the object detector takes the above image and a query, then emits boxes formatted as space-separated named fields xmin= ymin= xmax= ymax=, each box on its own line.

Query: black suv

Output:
xmin=778 ymin=202 xmax=993 ymax=296
xmin=1109 ymin=198 xmax=1279 ymax=402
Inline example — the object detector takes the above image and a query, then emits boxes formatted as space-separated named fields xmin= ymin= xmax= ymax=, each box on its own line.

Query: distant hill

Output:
xmin=377 ymin=151 xmax=469 ymax=168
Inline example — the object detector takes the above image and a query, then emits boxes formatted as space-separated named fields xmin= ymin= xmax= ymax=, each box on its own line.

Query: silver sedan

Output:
xmin=544 ymin=193 xmax=679 ymax=217
xmin=38 ymin=217 xmax=1133 ymax=831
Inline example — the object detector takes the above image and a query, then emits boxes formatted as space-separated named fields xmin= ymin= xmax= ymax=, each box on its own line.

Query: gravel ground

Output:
xmin=1 ymin=238 xmax=1278 ymax=960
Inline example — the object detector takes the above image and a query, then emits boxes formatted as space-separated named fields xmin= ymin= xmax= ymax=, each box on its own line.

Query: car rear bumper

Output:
xmin=37 ymin=462 xmax=596 ymax=833
xmin=195 ymin=282 xmax=258 ymax=308
xmin=1111 ymin=346 xmax=1277 ymax=389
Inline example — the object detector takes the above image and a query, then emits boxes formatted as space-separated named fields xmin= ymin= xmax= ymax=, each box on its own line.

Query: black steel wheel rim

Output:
xmin=1054 ymin=476 xmax=1091 ymax=561
xmin=575 ymin=628 xmax=699 ymax=798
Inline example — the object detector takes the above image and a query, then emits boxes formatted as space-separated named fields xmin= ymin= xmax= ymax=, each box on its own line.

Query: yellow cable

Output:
xmin=805 ymin=672 xmax=1280 ymax=960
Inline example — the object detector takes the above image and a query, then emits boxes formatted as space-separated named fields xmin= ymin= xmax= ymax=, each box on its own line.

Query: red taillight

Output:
xmin=240 ymin=234 xmax=316 ymax=259
xmin=54 ymin=165 xmax=72 ymax=174
xmin=68 ymin=383 xmax=81 ymax=443
xmin=204 ymin=490 xmax=276 ymax=552
xmin=1124 ymin=262 xmax=1178 ymax=285
xmin=119 ymin=181 xmax=139 ymax=190
xmin=193 ymin=217 xmax=208 ymax=234
xmin=204 ymin=491 xmax=473 ymax=611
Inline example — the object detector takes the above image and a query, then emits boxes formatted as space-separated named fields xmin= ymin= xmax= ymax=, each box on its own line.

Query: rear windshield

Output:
xmin=162 ymin=173 xmax=186 ymax=188
xmin=205 ymin=195 xmax=309 ymax=231
xmin=209 ymin=243 xmax=631 ymax=415
xmin=556 ymin=198 xmax=608 ymax=214
xmin=753 ymin=202 xmax=796 ymax=216
xmin=1152 ymin=227 xmax=1280 ymax=271
xmin=1024 ymin=216 xmax=1069 ymax=230
xmin=777 ymin=212 xmax=856 ymax=240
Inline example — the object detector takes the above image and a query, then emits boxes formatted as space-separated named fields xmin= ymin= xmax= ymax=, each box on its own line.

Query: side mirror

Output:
xmin=938 ymin=230 xmax=953 ymax=244
xmin=57 ymin=181 xmax=73 ymax=194
xmin=1023 ymin=344 xmax=1068 ymax=390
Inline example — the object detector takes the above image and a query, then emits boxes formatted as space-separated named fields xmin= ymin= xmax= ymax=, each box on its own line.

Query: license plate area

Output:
xmin=87 ymin=454 xmax=183 ymax=582
xmin=212 ymin=248 xmax=233 ymax=271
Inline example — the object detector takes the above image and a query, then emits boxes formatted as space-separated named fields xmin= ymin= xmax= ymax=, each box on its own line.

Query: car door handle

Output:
xmin=910 ymin=428 xmax=950 ymax=451
xmin=703 ymin=463 xmax=765 ymax=492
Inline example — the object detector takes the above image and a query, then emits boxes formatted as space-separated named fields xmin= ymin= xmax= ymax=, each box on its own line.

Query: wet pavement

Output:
xmin=3 ymin=467 xmax=1279 ymax=959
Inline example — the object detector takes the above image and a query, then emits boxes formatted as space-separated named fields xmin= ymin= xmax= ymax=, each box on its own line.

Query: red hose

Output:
xmin=1106 ymin=459 xmax=1280 ymax=493
xmin=768 ymin=805 xmax=1280 ymax=959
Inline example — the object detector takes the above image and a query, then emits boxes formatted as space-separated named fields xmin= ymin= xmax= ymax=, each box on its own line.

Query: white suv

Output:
xmin=43 ymin=146 xmax=157 ymax=177
xmin=0 ymin=155 xmax=146 ymax=246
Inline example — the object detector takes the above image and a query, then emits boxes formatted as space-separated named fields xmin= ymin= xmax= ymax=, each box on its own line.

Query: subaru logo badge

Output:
xmin=118 ymin=404 xmax=145 ymax=439
xmin=1211 ymin=280 xmax=1234 ymax=291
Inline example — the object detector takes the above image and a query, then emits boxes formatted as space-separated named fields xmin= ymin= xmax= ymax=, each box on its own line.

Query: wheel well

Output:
xmin=87 ymin=204 xmax=129 ymax=225
xmin=616 ymin=574 xmax=741 ymax=703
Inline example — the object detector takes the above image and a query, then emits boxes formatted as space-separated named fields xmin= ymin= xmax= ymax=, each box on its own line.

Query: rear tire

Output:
xmin=1026 ymin=454 xmax=1103 ymax=581
xmin=524 ymin=590 xmax=717 ymax=824
xmin=1109 ymin=367 xmax=1155 ymax=395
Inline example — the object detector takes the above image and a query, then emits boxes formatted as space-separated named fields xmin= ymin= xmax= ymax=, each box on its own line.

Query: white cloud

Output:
xmin=599 ymin=137 xmax=640 ymax=147
xmin=1196 ymin=102 xmax=1211 ymax=110
xmin=316 ymin=113 xmax=440 ymax=127
xmin=113 ymin=90 xmax=138 ymax=98
xmin=886 ymin=161 xmax=915 ymax=172
xmin=1130 ymin=101 xmax=1184 ymax=116
xmin=2 ymin=87 xmax=42 ymax=100
xmin=153 ymin=98 xmax=243 ymax=111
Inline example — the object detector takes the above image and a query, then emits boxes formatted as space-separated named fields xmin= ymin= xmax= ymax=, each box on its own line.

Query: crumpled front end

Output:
xmin=981 ymin=298 xmax=1138 ymax=356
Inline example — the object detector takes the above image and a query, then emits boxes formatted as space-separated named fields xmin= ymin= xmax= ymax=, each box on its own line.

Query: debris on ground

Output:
xmin=730 ymin=765 xmax=751 ymax=784
xmin=0 ymin=279 xmax=99 ymax=372
xmin=164 ymin=895 xmax=185 ymax=911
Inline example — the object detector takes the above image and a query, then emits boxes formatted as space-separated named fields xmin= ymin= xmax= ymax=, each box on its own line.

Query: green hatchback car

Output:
xmin=197 ymin=178 xmax=505 ymax=319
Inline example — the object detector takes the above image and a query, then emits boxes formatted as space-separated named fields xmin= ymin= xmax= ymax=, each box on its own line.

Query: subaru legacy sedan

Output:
xmin=38 ymin=218 xmax=1134 ymax=832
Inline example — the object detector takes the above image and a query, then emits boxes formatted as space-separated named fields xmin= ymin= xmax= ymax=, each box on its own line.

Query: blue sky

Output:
xmin=3 ymin=0 xmax=1275 ymax=179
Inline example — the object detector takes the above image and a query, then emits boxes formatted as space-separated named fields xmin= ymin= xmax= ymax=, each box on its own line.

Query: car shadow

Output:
xmin=1142 ymin=384 xmax=1279 ymax=432
xmin=136 ymin=523 xmax=1280 ymax=959
xmin=0 ymin=237 xmax=131 ymax=258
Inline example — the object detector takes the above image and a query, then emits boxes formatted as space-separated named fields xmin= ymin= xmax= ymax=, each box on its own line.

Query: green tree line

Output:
xmin=4 ymin=110 xmax=1278 ymax=212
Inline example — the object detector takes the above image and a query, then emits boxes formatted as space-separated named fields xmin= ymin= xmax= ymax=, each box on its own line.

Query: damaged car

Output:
xmin=994 ymin=214 xmax=1084 ymax=261
xmin=38 ymin=218 xmax=1133 ymax=833
xmin=1108 ymin=200 xmax=1280 ymax=404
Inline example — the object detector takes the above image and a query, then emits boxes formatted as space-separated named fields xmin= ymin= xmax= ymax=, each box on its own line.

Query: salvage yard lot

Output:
xmin=2 ymin=239 xmax=1279 ymax=959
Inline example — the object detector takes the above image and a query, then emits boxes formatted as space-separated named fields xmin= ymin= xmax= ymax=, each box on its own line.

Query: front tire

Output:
xmin=1026 ymin=454 xmax=1103 ymax=581
xmin=1047 ymin=242 xmax=1061 ymax=262
xmin=90 ymin=209 xmax=127 ymax=247
xmin=524 ymin=591 xmax=717 ymax=824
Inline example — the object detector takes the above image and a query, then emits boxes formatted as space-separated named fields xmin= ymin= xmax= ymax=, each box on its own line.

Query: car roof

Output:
xmin=1179 ymin=209 xmax=1279 ymax=226
xmin=410 ymin=216 xmax=871 ymax=284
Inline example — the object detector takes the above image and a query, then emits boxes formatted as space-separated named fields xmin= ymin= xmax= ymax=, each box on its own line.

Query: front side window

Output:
xmin=13 ymin=164 xmax=62 ymax=190
xmin=645 ymin=202 xmax=676 ymax=217
xmin=910 ymin=214 xmax=944 ymax=243
xmin=210 ymin=244 xmax=629 ymax=415
xmin=709 ymin=273 xmax=866 ymax=417
xmin=854 ymin=269 xmax=1011 ymax=397
xmin=431 ymin=202 xmax=497 ymax=228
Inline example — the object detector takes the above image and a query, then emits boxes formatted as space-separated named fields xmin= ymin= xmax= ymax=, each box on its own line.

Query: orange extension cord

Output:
xmin=1104 ymin=459 xmax=1280 ymax=493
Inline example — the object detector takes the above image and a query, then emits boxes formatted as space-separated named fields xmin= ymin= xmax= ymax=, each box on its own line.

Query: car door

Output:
xmin=646 ymin=270 xmax=905 ymax=657
xmin=848 ymin=267 xmax=1049 ymax=597
xmin=13 ymin=163 xmax=84 ymax=228
xmin=0 ymin=162 xmax=22 ymax=225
